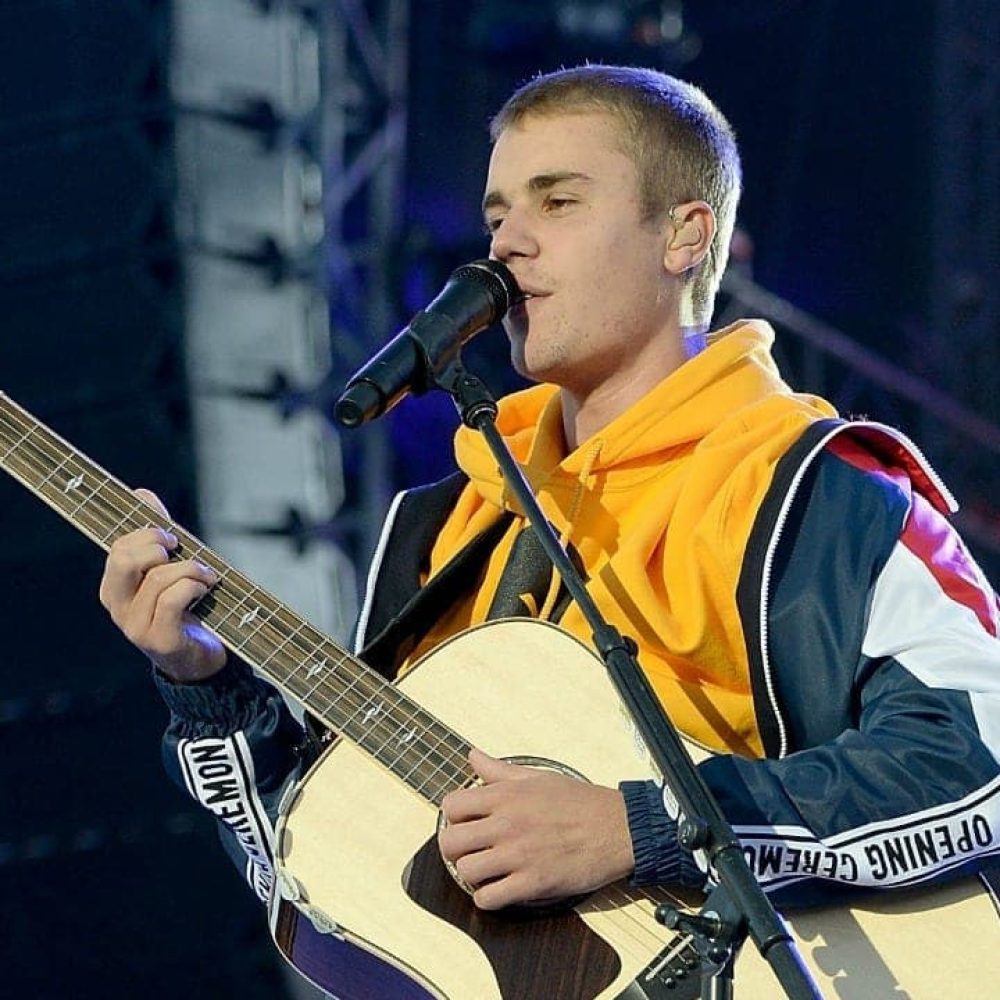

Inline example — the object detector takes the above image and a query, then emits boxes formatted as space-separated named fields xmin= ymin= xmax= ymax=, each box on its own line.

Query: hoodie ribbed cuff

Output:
xmin=152 ymin=656 xmax=273 ymax=735
xmin=621 ymin=779 xmax=706 ymax=890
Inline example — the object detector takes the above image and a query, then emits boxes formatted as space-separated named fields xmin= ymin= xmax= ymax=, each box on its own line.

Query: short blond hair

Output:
xmin=491 ymin=65 xmax=742 ymax=325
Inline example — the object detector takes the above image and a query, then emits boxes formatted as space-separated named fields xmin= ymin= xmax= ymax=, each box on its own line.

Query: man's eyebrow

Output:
xmin=481 ymin=190 xmax=508 ymax=215
xmin=481 ymin=171 xmax=594 ymax=215
xmin=528 ymin=170 xmax=593 ymax=191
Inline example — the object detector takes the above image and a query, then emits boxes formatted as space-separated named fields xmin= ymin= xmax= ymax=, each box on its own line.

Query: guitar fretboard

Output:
xmin=0 ymin=392 xmax=472 ymax=806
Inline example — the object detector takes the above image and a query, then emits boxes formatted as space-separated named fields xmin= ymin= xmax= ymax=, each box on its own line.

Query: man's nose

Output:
xmin=490 ymin=208 xmax=539 ymax=261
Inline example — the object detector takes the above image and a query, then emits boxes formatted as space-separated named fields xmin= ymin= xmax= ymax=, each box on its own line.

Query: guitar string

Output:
xmin=581 ymin=883 xmax=697 ymax=961
xmin=1 ymin=401 xmax=701 ymax=962
xmin=0 ymin=404 xmax=473 ymax=800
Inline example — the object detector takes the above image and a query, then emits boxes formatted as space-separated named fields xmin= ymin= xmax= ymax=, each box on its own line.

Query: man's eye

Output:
xmin=483 ymin=218 xmax=503 ymax=235
xmin=544 ymin=196 xmax=575 ymax=211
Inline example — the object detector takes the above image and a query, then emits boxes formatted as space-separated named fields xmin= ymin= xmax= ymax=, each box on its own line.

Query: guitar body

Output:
xmin=271 ymin=620 xmax=1000 ymax=999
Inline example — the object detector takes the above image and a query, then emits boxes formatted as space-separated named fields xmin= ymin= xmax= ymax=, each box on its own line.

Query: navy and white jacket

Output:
xmin=155 ymin=419 xmax=1000 ymax=909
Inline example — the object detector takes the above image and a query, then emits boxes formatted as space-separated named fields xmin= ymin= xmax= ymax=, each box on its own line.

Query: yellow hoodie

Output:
xmin=406 ymin=321 xmax=837 ymax=757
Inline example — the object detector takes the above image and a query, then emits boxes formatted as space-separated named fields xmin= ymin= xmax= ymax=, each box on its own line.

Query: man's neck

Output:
xmin=559 ymin=326 xmax=709 ymax=451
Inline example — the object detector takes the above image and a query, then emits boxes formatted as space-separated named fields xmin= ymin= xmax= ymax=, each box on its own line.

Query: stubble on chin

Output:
xmin=512 ymin=337 xmax=574 ymax=387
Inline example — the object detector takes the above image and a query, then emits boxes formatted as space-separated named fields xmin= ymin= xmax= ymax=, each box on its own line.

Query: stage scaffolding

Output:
xmin=171 ymin=0 xmax=411 ymax=645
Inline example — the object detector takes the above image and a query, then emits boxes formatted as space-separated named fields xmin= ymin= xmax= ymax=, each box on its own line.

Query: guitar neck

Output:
xmin=0 ymin=392 xmax=471 ymax=804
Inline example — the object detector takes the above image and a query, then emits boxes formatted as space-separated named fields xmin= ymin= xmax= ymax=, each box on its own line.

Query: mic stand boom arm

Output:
xmin=439 ymin=362 xmax=822 ymax=1000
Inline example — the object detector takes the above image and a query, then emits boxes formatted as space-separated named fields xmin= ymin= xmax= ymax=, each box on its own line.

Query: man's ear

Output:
xmin=664 ymin=200 xmax=716 ymax=276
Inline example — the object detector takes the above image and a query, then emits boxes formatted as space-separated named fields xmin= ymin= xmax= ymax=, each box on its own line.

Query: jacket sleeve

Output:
xmin=695 ymin=443 xmax=1000 ymax=907
xmin=155 ymin=657 xmax=308 ymax=902
xmin=151 ymin=477 xmax=466 ymax=903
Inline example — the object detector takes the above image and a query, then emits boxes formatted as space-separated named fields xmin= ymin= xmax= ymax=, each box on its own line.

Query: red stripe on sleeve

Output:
xmin=901 ymin=494 xmax=999 ymax=638
xmin=828 ymin=434 xmax=999 ymax=637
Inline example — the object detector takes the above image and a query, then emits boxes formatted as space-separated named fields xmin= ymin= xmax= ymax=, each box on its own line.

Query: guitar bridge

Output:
xmin=618 ymin=934 xmax=702 ymax=999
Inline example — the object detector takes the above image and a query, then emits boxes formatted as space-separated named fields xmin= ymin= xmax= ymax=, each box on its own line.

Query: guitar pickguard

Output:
xmin=403 ymin=833 xmax=622 ymax=1000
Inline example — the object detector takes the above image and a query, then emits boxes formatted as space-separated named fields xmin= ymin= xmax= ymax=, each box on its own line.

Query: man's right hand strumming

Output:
xmin=98 ymin=488 xmax=226 ymax=683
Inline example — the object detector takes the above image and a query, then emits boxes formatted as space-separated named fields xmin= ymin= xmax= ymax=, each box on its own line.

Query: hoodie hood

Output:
xmin=411 ymin=321 xmax=838 ymax=755
xmin=463 ymin=321 xmax=826 ymax=486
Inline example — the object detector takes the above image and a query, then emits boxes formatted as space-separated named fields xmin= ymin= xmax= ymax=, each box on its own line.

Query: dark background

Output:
xmin=1 ymin=1 xmax=996 ymax=997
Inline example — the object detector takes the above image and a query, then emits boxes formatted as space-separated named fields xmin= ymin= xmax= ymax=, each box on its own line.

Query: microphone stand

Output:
xmin=431 ymin=359 xmax=823 ymax=1000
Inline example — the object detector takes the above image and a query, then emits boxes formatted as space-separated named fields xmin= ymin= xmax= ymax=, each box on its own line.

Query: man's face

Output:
xmin=483 ymin=111 xmax=680 ymax=396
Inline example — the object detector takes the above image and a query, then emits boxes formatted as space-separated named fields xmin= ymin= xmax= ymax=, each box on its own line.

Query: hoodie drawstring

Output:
xmin=538 ymin=438 xmax=603 ymax=620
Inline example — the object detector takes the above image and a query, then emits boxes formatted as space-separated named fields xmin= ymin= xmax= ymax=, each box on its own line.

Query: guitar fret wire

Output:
xmin=34 ymin=451 xmax=72 ymax=491
xmin=334 ymin=675 xmax=416 ymax=729
xmin=282 ymin=643 xmax=344 ymax=687
xmin=287 ymin=646 xmax=468 ymax=788
xmin=224 ymin=597 xmax=274 ymax=651
xmin=302 ymin=669 xmax=369 ymax=727
xmin=15 ymin=425 xmax=512 ymax=825
xmin=206 ymin=601 xmax=381 ymax=728
xmin=403 ymin=734 xmax=468 ymax=801
xmin=381 ymin=711 xmax=468 ymax=776
xmin=0 ymin=403 xmax=475 ymax=796
xmin=361 ymin=721 xmax=464 ymax=782
xmin=0 ymin=423 xmax=185 ymax=574
xmin=260 ymin=618 xmax=468 ymax=774
xmin=306 ymin=658 xmax=459 ymax=751
xmin=253 ymin=620 xmax=307 ymax=670
xmin=0 ymin=411 xmax=351 ymax=667
xmin=307 ymin=660 xmax=420 ymax=730
xmin=368 ymin=704 xmax=470 ymax=779
xmin=333 ymin=681 xmax=467 ymax=766
xmin=0 ymin=428 xmax=268 ymax=686
xmin=14 ymin=454 xmax=117 ymax=548
xmin=302 ymin=646 xmax=358 ymax=701
xmin=99 ymin=491 xmax=147 ymax=544
xmin=268 ymin=632 xmax=355 ymax=699
xmin=0 ymin=421 xmax=33 ymax=461
xmin=286 ymin=663 xmax=467 ymax=792
xmin=36 ymin=449 xmax=112 ymax=526
xmin=296 ymin=664 xmax=377 ymax=727
xmin=1 ymin=408 xmax=205 ymax=561
xmin=182 ymin=541 xmax=208 ymax=562
xmin=310 ymin=680 xmax=465 ymax=787
xmin=382 ymin=717 xmax=456 ymax=774
xmin=206 ymin=593 xmax=367 ymax=713
xmin=407 ymin=741 xmax=462 ymax=791
xmin=80 ymin=483 xmax=137 ymax=548
xmin=351 ymin=702 xmax=469 ymax=791
xmin=62 ymin=473 xmax=104 ymax=521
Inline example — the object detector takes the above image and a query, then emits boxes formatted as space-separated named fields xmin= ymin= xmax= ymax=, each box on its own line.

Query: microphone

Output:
xmin=333 ymin=258 xmax=523 ymax=428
